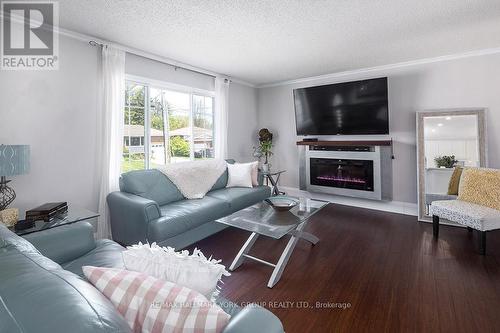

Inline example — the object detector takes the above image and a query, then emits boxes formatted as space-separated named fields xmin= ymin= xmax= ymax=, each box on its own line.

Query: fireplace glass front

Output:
xmin=309 ymin=158 xmax=374 ymax=191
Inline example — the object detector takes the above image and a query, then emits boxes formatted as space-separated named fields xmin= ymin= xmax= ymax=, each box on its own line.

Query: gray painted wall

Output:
xmin=0 ymin=35 xmax=258 ymax=215
xmin=257 ymin=53 xmax=500 ymax=203
xmin=228 ymin=82 xmax=259 ymax=162
xmin=0 ymin=35 xmax=101 ymax=216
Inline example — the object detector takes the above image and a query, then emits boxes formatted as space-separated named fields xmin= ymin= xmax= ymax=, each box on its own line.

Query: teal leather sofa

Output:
xmin=0 ymin=222 xmax=284 ymax=333
xmin=107 ymin=162 xmax=271 ymax=248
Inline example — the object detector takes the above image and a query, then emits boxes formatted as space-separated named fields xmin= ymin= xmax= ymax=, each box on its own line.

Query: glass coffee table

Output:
xmin=216 ymin=197 xmax=328 ymax=288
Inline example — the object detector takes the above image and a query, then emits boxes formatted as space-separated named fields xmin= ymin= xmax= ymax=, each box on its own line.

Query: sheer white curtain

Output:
xmin=214 ymin=77 xmax=230 ymax=159
xmin=97 ymin=46 xmax=126 ymax=239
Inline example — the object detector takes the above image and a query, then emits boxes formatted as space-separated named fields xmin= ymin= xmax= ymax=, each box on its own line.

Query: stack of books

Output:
xmin=25 ymin=202 xmax=68 ymax=222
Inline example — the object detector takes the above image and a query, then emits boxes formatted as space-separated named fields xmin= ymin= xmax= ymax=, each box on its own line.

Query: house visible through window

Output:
xmin=122 ymin=79 xmax=215 ymax=173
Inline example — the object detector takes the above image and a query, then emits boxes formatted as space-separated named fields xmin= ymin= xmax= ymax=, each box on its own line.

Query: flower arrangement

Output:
xmin=253 ymin=128 xmax=273 ymax=170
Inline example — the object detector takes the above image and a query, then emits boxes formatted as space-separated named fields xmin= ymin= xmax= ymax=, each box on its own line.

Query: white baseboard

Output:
xmin=280 ymin=186 xmax=418 ymax=217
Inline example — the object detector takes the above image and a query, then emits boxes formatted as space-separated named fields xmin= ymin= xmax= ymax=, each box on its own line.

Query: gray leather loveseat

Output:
xmin=107 ymin=161 xmax=271 ymax=249
xmin=0 ymin=222 xmax=284 ymax=333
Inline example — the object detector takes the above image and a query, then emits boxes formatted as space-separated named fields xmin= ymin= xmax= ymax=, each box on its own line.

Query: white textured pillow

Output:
xmin=226 ymin=162 xmax=253 ymax=188
xmin=83 ymin=266 xmax=230 ymax=333
xmin=251 ymin=161 xmax=259 ymax=186
xmin=236 ymin=161 xmax=259 ymax=186
xmin=122 ymin=243 xmax=230 ymax=300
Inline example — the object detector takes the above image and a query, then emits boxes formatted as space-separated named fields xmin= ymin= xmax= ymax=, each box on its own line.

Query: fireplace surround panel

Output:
xmin=299 ymin=142 xmax=392 ymax=201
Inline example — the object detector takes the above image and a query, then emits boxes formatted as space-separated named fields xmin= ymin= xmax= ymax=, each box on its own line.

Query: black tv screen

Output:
xmin=293 ymin=77 xmax=389 ymax=135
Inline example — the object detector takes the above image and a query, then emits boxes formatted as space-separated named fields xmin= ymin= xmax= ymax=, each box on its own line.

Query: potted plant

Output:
xmin=254 ymin=128 xmax=273 ymax=172
xmin=434 ymin=155 xmax=457 ymax=168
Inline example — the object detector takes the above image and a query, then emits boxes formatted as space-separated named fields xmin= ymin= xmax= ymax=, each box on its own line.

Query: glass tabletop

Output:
xmin=260 ymin=170 xmax=286 ymax=176
xmin=13 ymin=205 xmax=99 ymax=236
xmin=216 ymin=197 xmax=328 ymax=239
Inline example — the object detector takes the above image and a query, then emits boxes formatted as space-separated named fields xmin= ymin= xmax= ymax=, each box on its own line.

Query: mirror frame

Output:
xmin=416 ymin=108 xmax=487 ymax=222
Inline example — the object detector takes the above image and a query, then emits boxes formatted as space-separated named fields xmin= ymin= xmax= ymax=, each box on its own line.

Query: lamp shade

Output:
xmin=0 ymin=145 xmax=30 ymax=177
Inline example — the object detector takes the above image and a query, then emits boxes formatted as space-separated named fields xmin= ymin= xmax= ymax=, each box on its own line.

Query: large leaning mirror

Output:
xmin=417 ymin=108 xmax=487 ymax=222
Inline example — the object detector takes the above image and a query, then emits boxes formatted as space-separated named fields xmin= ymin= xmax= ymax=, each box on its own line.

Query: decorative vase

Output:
xmin=262 ymin=163 xmax=269 ymax=172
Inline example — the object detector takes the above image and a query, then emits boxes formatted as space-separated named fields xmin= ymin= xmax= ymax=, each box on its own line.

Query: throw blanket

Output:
xmin=158 ymin=159 xmax=226 ymax=199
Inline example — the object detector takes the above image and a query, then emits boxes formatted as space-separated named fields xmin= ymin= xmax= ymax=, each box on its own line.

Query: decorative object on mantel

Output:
xmin=0 ymin=145 xmax=30 ymax=210
xmin=434 ymin=155 xmax=457 ymax=168
xmin=253 ymin=128 xmax=273 ymax=172
xmin=0 ymin=208 xmax=19 ymax=227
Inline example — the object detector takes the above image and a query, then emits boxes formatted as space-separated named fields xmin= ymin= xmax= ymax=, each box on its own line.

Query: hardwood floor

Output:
xmin=189 ymin=203 xmax=500 ymax=333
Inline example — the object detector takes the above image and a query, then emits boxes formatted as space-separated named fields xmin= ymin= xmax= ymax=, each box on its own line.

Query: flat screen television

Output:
xmin=293 ymin=77 xmax=389 ymax=135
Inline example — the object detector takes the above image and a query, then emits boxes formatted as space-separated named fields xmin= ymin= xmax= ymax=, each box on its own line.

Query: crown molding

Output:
xmin=256 ymin=47 xmax=500 ymax=88
xmin=229 ymin=78 xmax=257 ymax=88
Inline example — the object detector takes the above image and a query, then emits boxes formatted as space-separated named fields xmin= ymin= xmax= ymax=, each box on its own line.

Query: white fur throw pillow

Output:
xmin=226 ymin=162 xmax=253 ymax=188
xmin=122 ymin=243 xmax=230 ymax=301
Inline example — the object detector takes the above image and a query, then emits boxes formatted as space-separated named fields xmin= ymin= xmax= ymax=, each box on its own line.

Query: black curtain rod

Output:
xmin=89 ymin=40 xmax=232 ymax=83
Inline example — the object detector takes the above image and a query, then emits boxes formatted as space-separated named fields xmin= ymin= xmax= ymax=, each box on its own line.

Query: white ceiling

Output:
xmin=59 ymin=0 xmax=500 ymax=85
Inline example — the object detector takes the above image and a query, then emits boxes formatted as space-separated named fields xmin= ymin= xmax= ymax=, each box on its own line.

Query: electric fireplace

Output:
xmin=300 ymin=143 xmax=392 ymax=201
xmin=309 ymin=158 xmax=374 ymax=192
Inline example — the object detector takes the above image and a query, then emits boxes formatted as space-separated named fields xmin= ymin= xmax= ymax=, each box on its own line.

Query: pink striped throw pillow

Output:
xmin=82 ymin=266 xmax=230 ymax=333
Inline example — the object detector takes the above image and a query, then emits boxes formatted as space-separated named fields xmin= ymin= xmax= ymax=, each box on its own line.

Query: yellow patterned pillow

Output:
xmin=458 ymin=168 xmax=500 ymax=211
xmin=447 ymin=167 xmax=463 ymax=195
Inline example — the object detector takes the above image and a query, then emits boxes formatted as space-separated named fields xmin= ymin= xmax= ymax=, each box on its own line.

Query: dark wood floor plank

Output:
xmin=189 ymin=203 xmax=500 ymax=333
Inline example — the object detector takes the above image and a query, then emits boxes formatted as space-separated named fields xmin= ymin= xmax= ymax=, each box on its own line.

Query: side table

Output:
xmin=261 ymin=170 xmax=286 ymax=196
xmin=12 ymin=205 xmax=99 ymax=236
